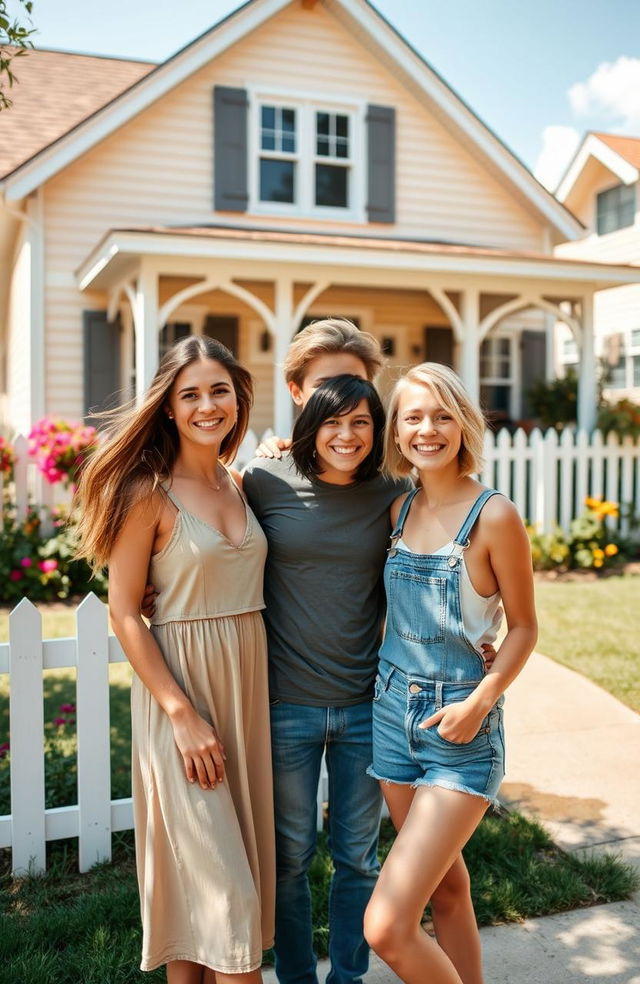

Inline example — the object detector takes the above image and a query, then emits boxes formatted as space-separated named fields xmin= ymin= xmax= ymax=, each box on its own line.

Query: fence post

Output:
xmin=76 ymin=593 xmax=112 ymax=872
xmin=9 ymin=598 xmax=46 ymax=875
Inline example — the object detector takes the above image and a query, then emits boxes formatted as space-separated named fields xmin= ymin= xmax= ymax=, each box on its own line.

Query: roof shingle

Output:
xmin=592 ymin=132 xmax=640 ymax=171
xmin=0 ymin=47 xmax=155 ymax=178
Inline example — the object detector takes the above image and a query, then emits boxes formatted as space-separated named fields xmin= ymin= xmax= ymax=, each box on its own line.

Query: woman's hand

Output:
xmin=418 ymin=699 xmax=489 ymax=745
xmin=480 ymin=642 xmax=497 ymax=669
xmin=140 ymin=583 xmax=157 ymax=619
xmin=170 ymin=704 xmax=226 ymax=790
xmin=255 ymin=435 xmax=291 ymax=459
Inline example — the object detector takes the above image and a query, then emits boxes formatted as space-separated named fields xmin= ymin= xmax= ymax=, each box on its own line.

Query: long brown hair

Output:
xmin=74 ymin=335 xmax=253 ymax=571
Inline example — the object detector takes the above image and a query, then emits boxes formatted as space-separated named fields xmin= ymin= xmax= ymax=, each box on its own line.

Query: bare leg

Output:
xmin=169 ymin=963 xmax=262 ymax=984
xmin=216 ymin=972 xmax=262 ymax=984
xmin=167 ymin=961 xmax=205 ymax=984
xmin=365 ymin=785 xmax=487 ymax=984
xmin=382 ymin=783 xmax=484 ymax=984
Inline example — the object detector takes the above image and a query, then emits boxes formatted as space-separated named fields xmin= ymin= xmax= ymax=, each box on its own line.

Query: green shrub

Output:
xmin=526 ymin=369 xmax=578 ymax=430
xmin=527 ymin=497 xmax=626 ymax=571
xmin=597 ymin=398 xmax=640 ymax=440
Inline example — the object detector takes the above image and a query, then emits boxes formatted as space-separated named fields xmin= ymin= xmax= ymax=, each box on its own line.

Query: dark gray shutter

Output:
xmin=214 ymin=86 xmax=249 ymax=212
xmin=424 ymin=326 xmax=454 ymax=367
xmin=366 ymin=105 xmax=395 ymax=224
xmin=520 ymin=330 xmax=547 ymax=418
xmin=83 ymin=310 xmax=121 ymax=423
xmin=204 ymin=316 xmax=239 ymax=357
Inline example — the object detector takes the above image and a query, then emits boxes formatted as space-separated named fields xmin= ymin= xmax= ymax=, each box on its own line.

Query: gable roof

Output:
xmin=591 ymin=132 xmax=640 ymax=170
xmin=0 ymin=0 xmax=582 ymax=240
xmin=556 ymin=130 xmax=640 ymax=204
xmin=0 ymin=48 xmax=154 ymax=178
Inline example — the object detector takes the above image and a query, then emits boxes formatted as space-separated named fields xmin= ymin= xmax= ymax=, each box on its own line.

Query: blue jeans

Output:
xmin=270 ymin=700 xmax=382 ymax=984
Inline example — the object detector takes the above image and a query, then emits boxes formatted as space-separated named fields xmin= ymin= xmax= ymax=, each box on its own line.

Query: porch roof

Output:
xmin=77 ymin=223 xmax=640 ymax=293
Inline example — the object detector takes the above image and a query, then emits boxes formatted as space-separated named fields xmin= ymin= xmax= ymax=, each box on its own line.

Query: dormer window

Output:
xmin=213 ymin=86 xmax=394 ymax=223
xmin=596 ymin=183 xmax=635 ymax=235
xmin=251 ymin=93 xmax=362 ymax=219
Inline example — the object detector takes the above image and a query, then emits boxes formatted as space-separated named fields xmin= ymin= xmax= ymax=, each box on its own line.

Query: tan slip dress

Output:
xmin=131 ymin=481 xmax=275 ymax=973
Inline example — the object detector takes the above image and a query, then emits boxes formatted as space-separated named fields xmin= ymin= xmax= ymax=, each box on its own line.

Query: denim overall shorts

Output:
xmin=368 ymin=487 xmax=505 ymax=805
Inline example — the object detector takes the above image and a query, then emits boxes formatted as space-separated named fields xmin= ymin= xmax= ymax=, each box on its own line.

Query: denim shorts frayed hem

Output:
xmin=367 ymin=765 xmax=502 ymax=810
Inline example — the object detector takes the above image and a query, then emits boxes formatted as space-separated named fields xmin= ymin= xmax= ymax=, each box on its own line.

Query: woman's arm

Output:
xmin=109 ymin=493 xmax=225 ymax=790
xmin=420 ymin=496 xmax=537 ymax=743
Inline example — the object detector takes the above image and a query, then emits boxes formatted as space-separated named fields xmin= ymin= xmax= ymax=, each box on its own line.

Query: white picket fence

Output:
xmin=0 ymin=593 xmax=329 ymax=875
xmin=4 ymin=427 xmax=639 ymax=536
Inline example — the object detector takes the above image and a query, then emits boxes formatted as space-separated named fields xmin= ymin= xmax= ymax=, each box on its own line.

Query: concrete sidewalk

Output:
xmin=264 ymin=651 xmax=640 ymax=984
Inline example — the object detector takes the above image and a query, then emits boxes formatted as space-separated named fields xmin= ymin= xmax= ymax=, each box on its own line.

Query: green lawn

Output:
xmin=535 ymin=576 xmax=640 ymax=712
xmin=0 ymin=814 xmax=637 ymax=984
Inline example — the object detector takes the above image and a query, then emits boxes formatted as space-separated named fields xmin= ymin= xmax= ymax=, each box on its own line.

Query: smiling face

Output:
xmin=289 ymin=352 xmax=369 ymax=408
xmin=314 ymin=398 xmax=375 ymax=485
xmin=166 ymin=357 xmax=238 ymax=451
xmin=394 ymin=381 xmax=463 ymax=477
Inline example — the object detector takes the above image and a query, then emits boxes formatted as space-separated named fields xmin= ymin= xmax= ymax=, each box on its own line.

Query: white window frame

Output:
xmin=479 ymin=333 xmax=517 ymax=419
xmin=248 ymin=86 xmax=366 ymax=222
xmin=596 ymin=181 xmax=636 ymax=236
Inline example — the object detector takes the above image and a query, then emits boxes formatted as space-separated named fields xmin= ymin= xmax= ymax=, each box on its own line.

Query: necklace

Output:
xmin=173 ymin=467 xmax=225 ymax=492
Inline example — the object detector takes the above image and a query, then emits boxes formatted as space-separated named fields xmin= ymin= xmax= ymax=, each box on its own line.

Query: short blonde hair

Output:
xmin=284 ymin=318 xmax=383 ymax=386
xmin=384 ymin=363 xmax=485 ymax=478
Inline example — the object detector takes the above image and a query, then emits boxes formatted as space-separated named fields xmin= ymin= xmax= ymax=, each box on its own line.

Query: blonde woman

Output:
xmin=364 ymin=364 xmax=537 ymax=984
xmin=75 ymin=336 xmax=274 ymax=984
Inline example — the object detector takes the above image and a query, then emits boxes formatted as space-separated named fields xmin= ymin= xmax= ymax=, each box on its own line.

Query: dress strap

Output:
xmin=453 ymin=489 xmax=500 ymax=548
xmin=388 ymin=487 xmax=420 ymax=556
xmin=162 ymin=486 xmax=183 ymax=510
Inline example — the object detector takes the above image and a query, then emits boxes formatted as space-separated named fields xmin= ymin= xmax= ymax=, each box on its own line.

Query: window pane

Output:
xmin=316 ymin=112 xmax=330 ymax=136
xmin=282 ymin=135 xmax=296 ymax=153
xmin=282 ymin=108 xmax=295 ymax=132
xmin=597 ymin=183 xmax=636 ymax=235
xmin=632 ymin=329 xmax=640 ymax=348
xmin=634 ymin=356 xmax=640 ymax=387
xmin=480 ymin=384 xmax=511 ymax=415
xmin=315 ymin=164 xmax=348 ymax=207
xmin=261 ymin=106 xmax=275 ymax=129
xmin=336 ymin=139 xmax=349 ymax=159
xmin=498 ymin=338 xmax=510 ymax=356
xmin=316 ymin=136 xmax=330 ymax=157
xmin=261 ymin=132 xmax=275 ymax=151
xmin=336 ymin=115 xmax=348 ymax=138
xmin=260 ymin=159 xmax=295 ymax=203
xmin=498 ymin=359 xmax=511 ymax=379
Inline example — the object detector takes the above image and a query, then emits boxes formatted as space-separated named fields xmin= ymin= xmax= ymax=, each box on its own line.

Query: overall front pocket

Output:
xmin=389 ymin=570 xmax=447 ymax=645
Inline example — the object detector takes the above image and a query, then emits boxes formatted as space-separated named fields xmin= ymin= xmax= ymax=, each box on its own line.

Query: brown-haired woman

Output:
xmin=75 ymin=336 xmax=275 ymax=984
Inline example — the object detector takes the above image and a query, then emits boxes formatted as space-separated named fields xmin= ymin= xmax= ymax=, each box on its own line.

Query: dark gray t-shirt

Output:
xmin=243 ymin=454 xmax=411 ymax=707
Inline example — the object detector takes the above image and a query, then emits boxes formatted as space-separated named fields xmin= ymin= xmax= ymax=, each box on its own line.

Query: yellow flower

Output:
xmin=593 ymin=558 xmax=604 ymax=568
xmin=604 ymin=543 xmax=619 ymax=557
xmin=584 ymin=496 xmax=601 ymax=510
xmin=592 ymin=548 xmax=605 ymax=560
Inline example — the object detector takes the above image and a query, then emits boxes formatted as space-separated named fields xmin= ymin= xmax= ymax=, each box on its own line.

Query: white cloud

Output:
xmin=568 ymin=55 xmax=640 ymax=131
xmin=533 ymin=125 xmax=581 ymax=192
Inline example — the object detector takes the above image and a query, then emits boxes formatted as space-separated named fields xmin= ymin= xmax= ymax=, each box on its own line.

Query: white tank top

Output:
xmin=396 ymin=538 xmax=503 ymax=650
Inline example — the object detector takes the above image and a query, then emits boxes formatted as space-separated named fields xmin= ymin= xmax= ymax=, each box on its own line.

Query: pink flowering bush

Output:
xmin=0 ymin=436 xmax=15 ymax=478
xmin=28 ymin=417 xmax=97 ymax=488
xmin=0 ymin=504 xmax=107 ymax=603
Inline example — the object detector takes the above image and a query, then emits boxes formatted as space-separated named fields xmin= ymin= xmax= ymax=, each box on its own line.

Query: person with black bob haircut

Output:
xmin=290 ymin=374 xmax=385 ymax=485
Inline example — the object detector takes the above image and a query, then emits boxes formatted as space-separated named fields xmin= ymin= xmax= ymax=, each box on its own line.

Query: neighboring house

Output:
xmin=2 ymin=0 xmax=640 ymax=439
xmin=556 ymin=132 xmax=640 ymax=403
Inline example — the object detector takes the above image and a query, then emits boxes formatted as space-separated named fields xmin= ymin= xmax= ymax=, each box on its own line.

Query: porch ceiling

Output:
xmin=76 ymin=224 xmax=640 ymax=295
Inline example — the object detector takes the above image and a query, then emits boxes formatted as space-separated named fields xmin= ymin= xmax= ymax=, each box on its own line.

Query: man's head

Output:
xmin=284 ymin=318 xmax=384 ymax=408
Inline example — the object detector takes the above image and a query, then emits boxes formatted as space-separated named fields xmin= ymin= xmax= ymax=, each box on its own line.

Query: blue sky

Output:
xmin=16 ymin=0 xmax=640 ymax=189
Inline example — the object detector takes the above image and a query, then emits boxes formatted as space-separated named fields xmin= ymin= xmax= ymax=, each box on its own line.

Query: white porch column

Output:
xmin=134 ymin=265 xmax=159 ymax=402
xmin=273 ymin=278 xmax=295 ymax=435
xmin=577 ymin=292 xmax=597 ymax=432
xmin=459 ymin=288 xmax=480 ymax=402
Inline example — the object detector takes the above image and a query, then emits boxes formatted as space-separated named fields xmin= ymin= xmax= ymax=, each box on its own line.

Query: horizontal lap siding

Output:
xmin=43 ymin=2 xmax=545 ymax=417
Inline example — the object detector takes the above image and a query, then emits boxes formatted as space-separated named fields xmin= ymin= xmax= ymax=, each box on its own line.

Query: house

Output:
xmin=2 ymin=0 xmax=640 ymax=441
xmin=555 ymin=132 xmax=640 ymax=402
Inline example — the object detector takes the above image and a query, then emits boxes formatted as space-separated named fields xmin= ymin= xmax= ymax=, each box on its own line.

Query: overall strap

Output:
xmin=453 ymin=489 xmax=500 ymax=547
xmin=388 ymin=487 xmax=420 ymax=556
